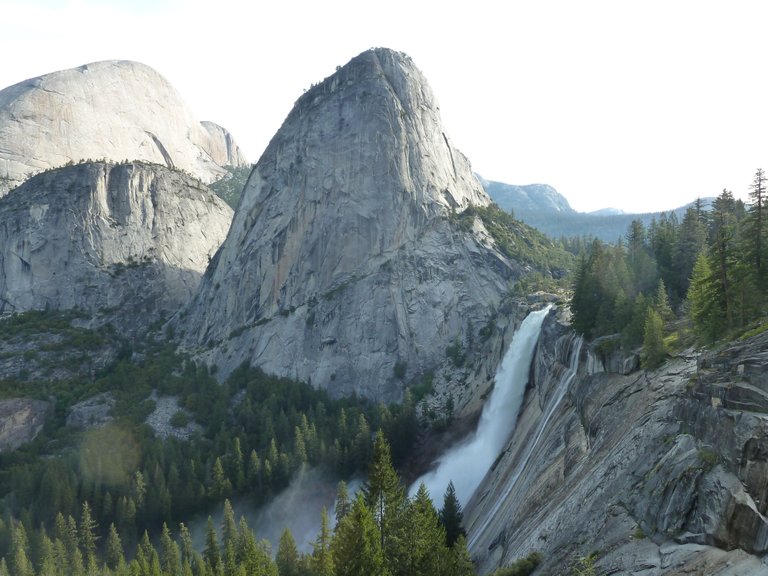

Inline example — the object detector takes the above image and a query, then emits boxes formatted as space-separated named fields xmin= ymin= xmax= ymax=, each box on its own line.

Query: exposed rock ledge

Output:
xmin=0 ymin=398 xmax=49 ymax=452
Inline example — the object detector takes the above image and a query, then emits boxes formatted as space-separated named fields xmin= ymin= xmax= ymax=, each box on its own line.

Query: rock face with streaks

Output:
xmin=179 ymin=48 xmax=522 ymax=402
xmin=465 ymin=310 xmax=768 ymax=575
xmin=0 ymin=161 xmax=232 ymax=327
xmin=0 ymin=60 xmax=248 ymax=195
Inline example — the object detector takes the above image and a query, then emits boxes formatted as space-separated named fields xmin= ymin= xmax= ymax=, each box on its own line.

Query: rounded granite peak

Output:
xmin=180 ymin=48 xmax=504 ymax=403
xmin=0 ymin=60 xmax=248 ymax=196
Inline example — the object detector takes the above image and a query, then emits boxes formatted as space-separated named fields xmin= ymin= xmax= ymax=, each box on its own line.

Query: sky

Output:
xmin=1 ymin=0 xmax=766 ymax=213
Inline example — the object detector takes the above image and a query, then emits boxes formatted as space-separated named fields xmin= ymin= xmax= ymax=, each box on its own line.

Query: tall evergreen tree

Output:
xmin=210 ymin=458 xmax=232 ymax=501
xmin=275 ymin=528 xmax=300 ymax=576
xmin=446 ymin=536 xmax=475 ymax=576
xmin=334 ymin=481 xmax=351 ymax=525
xmin=203 ymin=517 xmax=222 ymax=576
xmin=105 ymin=523 xmax=125 ymax=571
xmin=79 ymin=501 xmax=98 ymax=572
xmin=236 ymin=520 xmax=276 ymax=576
xmin=405 ymin=483 xmax=447 ymax=576
xmin=439 ymin=481 xmax=465 ymax=548
xmin=710 ymin=190 xmax=737 ymax=328
xmin=641 ymin=308 xmax=667 ymax=369
xmin=687 ymin=251 xmax=723 ymax=344
xmin=160 ymin=523 xmax=182 ymax=576
xmin=36 ymin=527 xmax=58 ymax=576
xmin=331 ymin=493 xmax=387 ymax=576
xmin=654 ymin=278 xmax=674 ymax=321
xmin=747 ymin=168 xmax=767 ymax=290
xmin=363 ymin=431 xmax=407 ymax=574
xmin=10 ymin=522 xmax=34 ymax=576
xmin=310 ymin=508 xmax=334 ymax=576
xmin=221 ymin=500 xmax=238 ymax=552
xmin=672 ymin=203 xmax=708 ymax=301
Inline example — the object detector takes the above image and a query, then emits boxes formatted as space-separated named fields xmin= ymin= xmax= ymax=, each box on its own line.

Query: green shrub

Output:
xmin=393 ymin=360 xmax=407 ymax=379
xmin=491 ymin=551 xmax=542 ymax=576
xmin=170 ymin=410 xmax=189 ymax=428
xmin=446 ymin=339 xmax=465 ymax=367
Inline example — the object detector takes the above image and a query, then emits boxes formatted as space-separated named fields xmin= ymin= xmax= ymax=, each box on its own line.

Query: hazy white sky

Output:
xmin=2 ymin=0 xmax=766 ymax=213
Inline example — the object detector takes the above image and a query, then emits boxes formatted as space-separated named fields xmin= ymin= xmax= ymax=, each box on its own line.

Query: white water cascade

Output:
xmin=467 ymin=331 xmax=583 ymax=550
xmin=411 ymin=305 xmax=553 ymax=506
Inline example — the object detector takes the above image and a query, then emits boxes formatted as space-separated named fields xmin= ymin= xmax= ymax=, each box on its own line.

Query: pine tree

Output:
xmin=179 ymin=522 xmax=197 ymax=571
xmin=331 ymin=493 xmax=387 ymax=576
xmin=710 ymin=190 xmax=737 ymax=328
xmin=55 ymin=513 xmax=78 ymax=569
xmin=160 ymin=523 xmax=182 ymax=576
xmin=10 ymin=522 xmax=34 ymax=576
xmin=334 ymin=481 xmax=351 ymax=524
xmin=439 ymin=481 xmax=466 ymax=548
xmin=203 ymin=517 xmax=222 ymax=575
xmin=353 ymin=414 xmax=372 ymax=468
xmin=37 ymin=527 xmax=58 ymax=576
xmin=79 ymin=501 xmax=99 ymax=571
xmin=747 ymin=168 xmax=767 ymax=291
xmin=210 ymin=458 xmax=232 ymax=501
xmin=446 ymin=536 xmax=475 ymax=576
xmin=221 ymin=500 xmax=238 ymax=552
xmin=672 ymin=203 xmax=708 ymax=301
xmin=310 ymin=508 xmax=334 ymax=576
xmin=363 ymin=430 xmax=407 ymax=574
xmin=132 ymin=471 xmax=147 ymax=511
xmin=294 ymin=426 xmax=308 ymax=468
xmin=688 ymin=251 xmax=724 ymax=344
xmin=275 ymin=528 xmax=300 ymax=576
xmin=654 ymin=278 xmax=674 ymax=322
xmin=247 ymin=450 xmax=262 ymax=490
xmin=236 ymin=521 xmax=276 ymax=576
xmin=641 ymin=308 xmax=667 ymax=370
xmin=105 ymin=523 xmax=125 ymax=570
xmin=231 ymin=438 xmax=246 ymax=492
xmin=406 ymin=483 xmax=447 ymax=576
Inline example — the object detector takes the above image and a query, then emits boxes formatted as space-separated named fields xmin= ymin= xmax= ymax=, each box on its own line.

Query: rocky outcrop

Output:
xmin=0 ymin=60 xmax=248 ymax=195
xmin=179 ymin=48 xmax=522 ymax=402
xmin=145 ymin=392 xmax=201 ymax=440
xmin=0 ymin=161 xmax=232 ymax=327
xmin=465 ymin=311 xmax=768 ymax=575
xmin=0 ymin=398 xmax=49 ymax=451
xmin=67 ymin=393 xmax=115 ymax=429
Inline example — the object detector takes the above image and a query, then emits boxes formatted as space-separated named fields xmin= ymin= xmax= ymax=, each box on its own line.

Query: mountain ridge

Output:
xmin=482 ymin=176 xmax=715 ymax=241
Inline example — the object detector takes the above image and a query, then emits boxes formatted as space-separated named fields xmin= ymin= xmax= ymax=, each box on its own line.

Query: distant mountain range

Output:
xmin=479 ymin=176 xmax=713 ymax=242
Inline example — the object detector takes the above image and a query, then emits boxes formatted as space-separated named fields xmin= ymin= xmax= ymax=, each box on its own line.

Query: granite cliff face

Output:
xmin=465 ymin=310 xmax=768 ymax=575
xmin=0 ymin=399 xmax=49 ymax=452
xmin=180 ymin=48 xmax=520 ymax=402
xmin=0 ymin=161 xmax=232 ymax=326
xmin=0 ymin=60 xmax=248 ymax=195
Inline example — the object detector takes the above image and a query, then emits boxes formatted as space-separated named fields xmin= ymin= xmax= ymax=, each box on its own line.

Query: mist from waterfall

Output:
xmin=411 ymin=305 xmax=552 ymax=506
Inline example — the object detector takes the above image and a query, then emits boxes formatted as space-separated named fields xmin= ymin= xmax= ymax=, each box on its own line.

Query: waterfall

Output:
xmin=467 ymin=331 xmax=583 ymax=550
xmin=410 ymin=305 xmax=553 ymax=506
